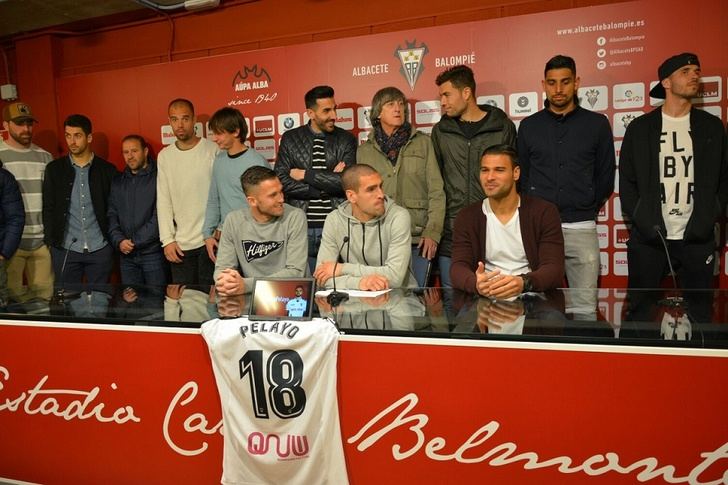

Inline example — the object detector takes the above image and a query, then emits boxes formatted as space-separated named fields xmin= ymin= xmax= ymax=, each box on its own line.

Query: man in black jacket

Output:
xmin=107 ymin=135 xmax=166 ymax=287
xmin=42 ymin=114 xmax=118 ymax=288
xmin=620 ymin=53 xmax=728 ymax=322
xmin=274 ymin=85 xmax=357 ymax=273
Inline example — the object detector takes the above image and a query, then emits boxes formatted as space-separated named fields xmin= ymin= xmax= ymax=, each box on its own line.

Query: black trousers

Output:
xmin=626 ymin=231 xmax=715 ymax=323
xmin=169 ymin=245 xmax=215 ymax=286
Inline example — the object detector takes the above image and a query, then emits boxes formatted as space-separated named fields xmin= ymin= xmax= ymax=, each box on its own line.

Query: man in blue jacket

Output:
xmin=0 ymin=163 xmax=25 ymax=306
xmin=108 ymin=135 xmax=166 ymax=286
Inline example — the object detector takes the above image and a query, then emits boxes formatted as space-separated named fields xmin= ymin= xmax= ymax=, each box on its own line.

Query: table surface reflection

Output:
xmin=1 ymin=285 xmax=727 ymax=348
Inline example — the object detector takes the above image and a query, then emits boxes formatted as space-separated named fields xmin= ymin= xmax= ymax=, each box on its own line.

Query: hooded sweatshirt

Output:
xmin=316 ymin=196 xmax=417 ymax=289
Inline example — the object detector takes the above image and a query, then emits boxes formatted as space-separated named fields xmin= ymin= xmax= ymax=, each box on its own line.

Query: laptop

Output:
xmin=248 ymin=277 xmax=315 ymax=321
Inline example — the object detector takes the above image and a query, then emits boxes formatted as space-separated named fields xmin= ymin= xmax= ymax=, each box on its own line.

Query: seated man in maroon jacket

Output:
xmin=450 ymin=144 xmax=564 ymax=299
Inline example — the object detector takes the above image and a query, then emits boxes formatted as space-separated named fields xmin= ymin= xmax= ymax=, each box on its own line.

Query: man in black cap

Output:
xmin=619 ymin=53 xmax=728 ymax=321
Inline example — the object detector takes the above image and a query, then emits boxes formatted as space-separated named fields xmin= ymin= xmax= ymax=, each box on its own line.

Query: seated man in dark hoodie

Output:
xmin=314 ymin=164 xmax=417 ymax=290
xmin=450 ymin=144 xmax=564 ymax=299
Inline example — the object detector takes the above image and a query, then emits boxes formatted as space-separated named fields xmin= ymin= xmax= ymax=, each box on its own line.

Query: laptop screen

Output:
xmin=249 ymin=278 xmax=315 ymax=320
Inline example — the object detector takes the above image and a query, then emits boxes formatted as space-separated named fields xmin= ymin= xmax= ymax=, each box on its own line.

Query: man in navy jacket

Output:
xmin=108 ymin=135 xmax=166 ymax=287
xmin=0 ymin=162 xmax=25 ymax=306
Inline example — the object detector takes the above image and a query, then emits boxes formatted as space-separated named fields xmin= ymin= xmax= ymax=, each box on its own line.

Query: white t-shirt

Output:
xmin=157 ymin=138 xmax=217 ymax=250
xmin=201 ymin=317 xmax=348 ymax=485
xmin=659 ymin=112 xmax=694 ymax=240
xmin=483 ymin=199 xmax=531 ymax=275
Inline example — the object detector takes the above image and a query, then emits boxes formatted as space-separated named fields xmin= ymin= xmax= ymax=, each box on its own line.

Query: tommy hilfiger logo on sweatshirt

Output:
xmin=242 ymin=240 xmax=283 ymax=262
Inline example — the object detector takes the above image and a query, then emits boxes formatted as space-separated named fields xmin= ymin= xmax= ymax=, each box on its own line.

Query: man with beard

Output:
xmin=157 ymin=98 xmax=218 ymax=285
xmin=274 ymin=85 xmax=357 ymax=273
xmin=107 ymin=135 xmax=166 ymax=287
xmin=450 ymin=144 xmax=564 ymax=298
xmin=620 ymin=53 xmax=728 ymax=322
xmin=214 ymin=166 xmax=307 ymax=296
xmin=517 ymin=55 xmax=615 ymax=318
xmin=42 ymin=114 xmax=118 ymax=287
xmin=432 ymin=65 xmax=516 ymax=287
xmin=0 ymin=102 xmax=53 ymax=299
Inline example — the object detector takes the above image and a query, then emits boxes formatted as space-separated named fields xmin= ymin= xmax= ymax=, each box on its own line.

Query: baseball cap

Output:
xmin=2 ymin=102 xmax=37 ymax=123
xmin=649 ymin=52 xmax=700 ymax=99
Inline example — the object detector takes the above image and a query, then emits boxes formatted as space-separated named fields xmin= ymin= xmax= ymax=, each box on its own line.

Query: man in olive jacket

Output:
xmin=357 ymin=86 xmax=445 ymax=286
xmin=432 ymin=65 xmax=517 ymax=287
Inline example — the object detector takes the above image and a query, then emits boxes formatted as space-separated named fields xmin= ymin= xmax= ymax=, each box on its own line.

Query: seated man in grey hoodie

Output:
xmin=214 ymin=166 xmax=308 ymax=296
xmin=314 ymin=164 xmax=417 ymax=290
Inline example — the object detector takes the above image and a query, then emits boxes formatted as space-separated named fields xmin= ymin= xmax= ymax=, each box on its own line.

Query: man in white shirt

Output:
xmin=157 ymin=98 xmax=218 ymax=285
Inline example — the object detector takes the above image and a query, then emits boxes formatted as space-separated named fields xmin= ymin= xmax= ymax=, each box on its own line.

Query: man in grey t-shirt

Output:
xmin=214 ymin=166 xmax=308 ymax=295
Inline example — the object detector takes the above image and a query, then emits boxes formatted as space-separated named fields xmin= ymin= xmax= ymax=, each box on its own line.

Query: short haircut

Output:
xmin=342 ymin=164 xmax=378 ymax=192
xmin=304 ymin=85 xmax=335 ymax=110
xmin=121 ymin=134 xmax=148 ymax=150
xmin=544 ymin=55 xmax=577 ymax=77
xmin=241 ymin=165 xmax=278 ymax=196
xmin=64 ymin=114 xmax=93 ymax=136
xmin=209 ymin=107 xmax=248 ymax=142
xmin=168 ymin=98 xmax=195 ymax=114
xmin=369 ymin=86 xmax=409 ymax=125
xmin=481 ymin=144 xmax=519 ymax=167
xmin=435 ymin=65 xmax=476 ymax=95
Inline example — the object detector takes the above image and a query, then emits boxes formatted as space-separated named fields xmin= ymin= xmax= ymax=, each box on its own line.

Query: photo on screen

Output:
xmin=249 ymin=277 xmax=315 ymax=321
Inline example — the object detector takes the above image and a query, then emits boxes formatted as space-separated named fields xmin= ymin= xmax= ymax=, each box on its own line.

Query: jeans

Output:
xmin=120 ymin=250 xmax=168 ymax=287
xmin=308 ymin=227 xmax=324 ymax=274
xmin=411 ymin=246 xmax=432 ymax=287
xmin=51 ymin=244 xmax=114 ymax=289
xmin=562 ymin=226 xmax=599 ymax=319
xmin=438 ymin=256 xmax=452 ymax=288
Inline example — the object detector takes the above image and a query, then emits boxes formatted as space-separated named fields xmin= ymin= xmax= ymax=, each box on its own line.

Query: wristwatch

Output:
xmin=519 ymin=274 xmax=533 ymax=293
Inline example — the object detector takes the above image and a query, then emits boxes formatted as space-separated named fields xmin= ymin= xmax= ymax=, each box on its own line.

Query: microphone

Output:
xmin=327 ymin=236 xmax=350 ymax=307
xmin=653 ymin=225 xmax=684 ymax=308
xmin=55 ymin=237 xmax=78 ymax=302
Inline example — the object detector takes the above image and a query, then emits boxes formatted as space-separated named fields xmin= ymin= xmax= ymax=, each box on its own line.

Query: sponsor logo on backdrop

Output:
xmin=161 ymin=123 xmax=203 ymax=145
xmin=578 ymin=85 xmax=608 ymax=111
xmin=508 ymin=92 xmax=538 ymax=117
xmin=435 ymin=51 xmax=476 ymax=68
xmin=477 ymin=95 xmax=505 ymax=110
xmin=600 ymin=251 xmax=609 ymax=276
xmin=614 ymin=224 xmax=629 ymax=248
xmin=697 ymin=105 xmax=722 ymax=119
xmin=254 ymin=139 xmax=276 ymax=161
xmin=613 ymin=197 xmax=623 ymax=221
xmin=597 ymin=202 xmax=608 ymax=221
xmin=597 ymin=224 xmax=609 ymax=249
xmin=415 ymin=101 xmax=441 ymax=125
xmin=232 ymin=64 xmax=271 ymax=91
xmin=395 ymin=40 xmax=428 ymax=91
xmin=336 ymin=108 xmax=355 ymax=130
xmin=614 ymin=251 xmax=628 ymax=276
xmin=253 ymin=116 xmax=275 ymax=137
xmin=693 ymin=77 xmax=722 ymax=104
xmin=352 ymin=63 xmax=390 ymax=77
xmin=357 ymin=107 xmax=372 ymax=130
xmin=357 ymin=131 xmax=369 ymax=145
xmin=228 ymin=64 xmax=277 ymax=106
xmin=612 ymin=82 xmax=644 ymax=109
xmin=612 ymin=111 xmax=643 ymax=138
xmin=277 ymin=113 xmax=301 ymax=134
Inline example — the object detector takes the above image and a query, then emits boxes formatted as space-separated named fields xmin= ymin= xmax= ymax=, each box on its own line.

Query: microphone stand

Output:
xmin=653 ymin=226 xmax=685 ymax=308
xmin=327 ymin=236 xmax=350 ymax=307
xmin=54 ymin=237 xmax=78 ymax=304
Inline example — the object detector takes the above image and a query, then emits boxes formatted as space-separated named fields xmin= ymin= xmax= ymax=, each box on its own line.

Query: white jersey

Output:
xmin=201 ymin=317 xmax=348 ymax=485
